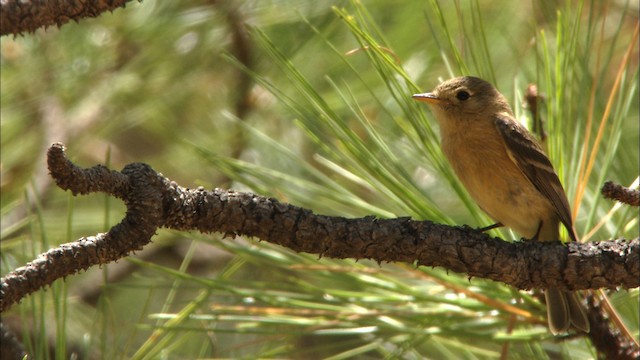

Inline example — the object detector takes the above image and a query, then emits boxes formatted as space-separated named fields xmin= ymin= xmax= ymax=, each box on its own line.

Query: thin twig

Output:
xmin=601 ymin=181 xmax=640 ymax=206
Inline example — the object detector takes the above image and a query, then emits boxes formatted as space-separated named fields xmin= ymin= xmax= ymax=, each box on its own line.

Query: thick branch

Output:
xmin=1 ymin=145 xmax=164 ymax=313
xmin=1 ymin=0 xmax=135 ymax=37
xmin=1 ymin=143 xmax=637 ymax=314
xmin=164 ymin=186 xmax=638 ymax=291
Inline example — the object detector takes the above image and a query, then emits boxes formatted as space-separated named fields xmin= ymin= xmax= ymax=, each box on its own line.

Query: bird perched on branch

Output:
xmin=413 ymin=76 xmax=589 ymax=334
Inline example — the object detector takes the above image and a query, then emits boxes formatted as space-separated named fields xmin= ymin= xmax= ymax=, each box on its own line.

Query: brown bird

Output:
xmin=413 ymin=76 xmax=589 ymax=334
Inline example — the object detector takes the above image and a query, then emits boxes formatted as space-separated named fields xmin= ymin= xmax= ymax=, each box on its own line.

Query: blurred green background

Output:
xmin=1 ymin=0 xmax=638 ymax=358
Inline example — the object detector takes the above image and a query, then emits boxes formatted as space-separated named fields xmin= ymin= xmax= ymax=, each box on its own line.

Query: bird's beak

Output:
xmin=412 ymin=92 xmax=440 ymax=104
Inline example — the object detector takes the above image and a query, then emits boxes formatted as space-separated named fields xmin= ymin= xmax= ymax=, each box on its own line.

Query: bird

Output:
xmin=412 ymin=76 xmax=589 ymax=334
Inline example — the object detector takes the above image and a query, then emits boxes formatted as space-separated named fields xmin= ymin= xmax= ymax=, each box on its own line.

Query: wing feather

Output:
xmin=494 ymin=116 xmax=578 ymax=241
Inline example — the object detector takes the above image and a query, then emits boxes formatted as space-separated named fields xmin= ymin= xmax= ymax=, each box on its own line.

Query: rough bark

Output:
xmin=1 ymin=0 xmax=135 ymax=37
xmin=2 ymin=143 xmax=637 ymax=314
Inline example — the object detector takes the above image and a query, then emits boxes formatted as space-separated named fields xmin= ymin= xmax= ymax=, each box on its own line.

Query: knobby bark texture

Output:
xmin=1 ymin=143 xmax=638 ymax=314
xmin=1 ymin=143 xmax=639 ymax=359
xmin=1 ymin=0 xmax=136 ymax=37
xmin=585 ymin=294 xmax=640 ymax=359
xmin=601 ymin=180 xmax=640 ymax=206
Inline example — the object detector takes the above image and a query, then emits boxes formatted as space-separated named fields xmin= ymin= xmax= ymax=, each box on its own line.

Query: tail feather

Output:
xmin=566 ymin=291 xmax=590 ymax=333
xmin=545 ymin=289 xmax=590 ymax=334
xmin=539 ymin=220 xmax=589 ymax=334
xmin=545 ymin=288 xmax=570 ymax=335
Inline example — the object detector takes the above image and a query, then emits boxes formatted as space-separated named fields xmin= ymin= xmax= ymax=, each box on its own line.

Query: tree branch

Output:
xmin=585 ymin=293 xmax=640 ymax=359
xmin=1 ymin=143 xmax=637 ymax=314
xmin=602 ymin=180 xmax=640 ymax=206
xmin=0 ymin=322 xmax=27 ymax=360
xmin=0 ymin=0 xmax=136 ymax=37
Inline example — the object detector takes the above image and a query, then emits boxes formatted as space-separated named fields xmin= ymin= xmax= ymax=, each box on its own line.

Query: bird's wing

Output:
xmin=494 ymin=116 xmax=578 ymax=241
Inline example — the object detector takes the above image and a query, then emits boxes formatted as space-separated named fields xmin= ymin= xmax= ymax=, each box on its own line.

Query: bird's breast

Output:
xmin=439 ymin=125 xmax=555 ymax=239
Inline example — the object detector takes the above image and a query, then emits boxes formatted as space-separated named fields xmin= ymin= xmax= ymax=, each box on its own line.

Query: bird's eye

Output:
xmin=456 ymin=91 xmax=470 ymax=101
